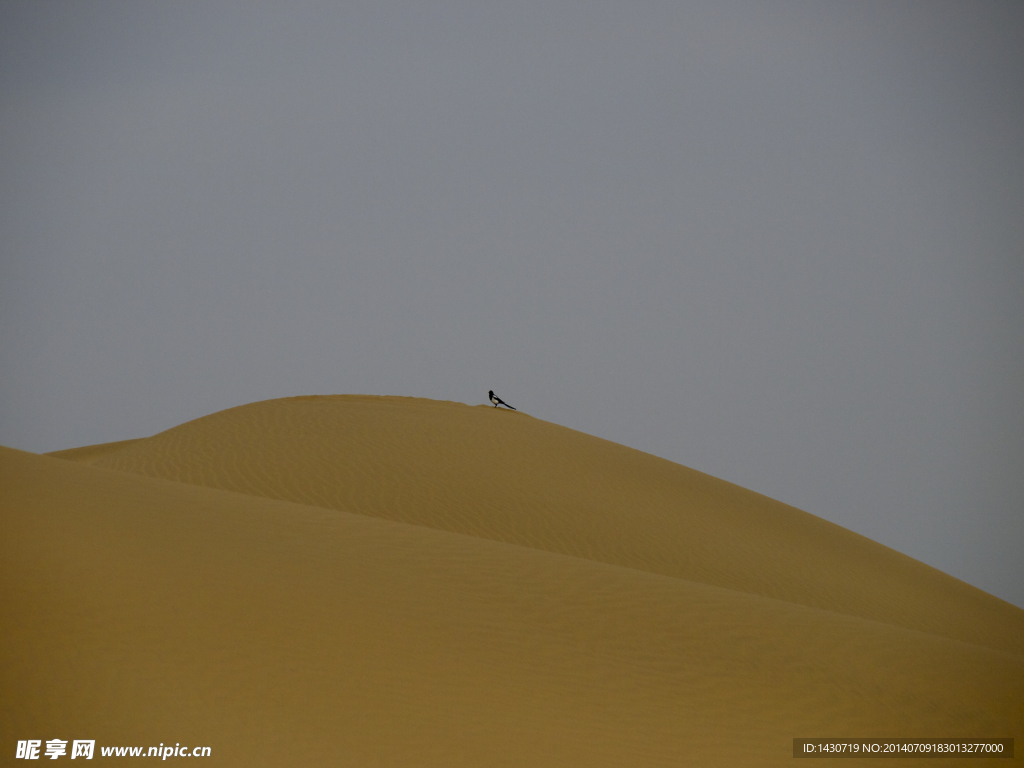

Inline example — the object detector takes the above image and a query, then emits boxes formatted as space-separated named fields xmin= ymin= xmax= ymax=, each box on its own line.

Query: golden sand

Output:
xmin=3 ymin=395 xmax=1022 ymax=766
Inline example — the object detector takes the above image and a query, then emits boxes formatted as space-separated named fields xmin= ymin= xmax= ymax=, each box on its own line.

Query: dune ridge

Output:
xmin=60 ymin=395 xmax=1024 ymax=657
xmin=46 ymin=437 xmax=144 ymax=464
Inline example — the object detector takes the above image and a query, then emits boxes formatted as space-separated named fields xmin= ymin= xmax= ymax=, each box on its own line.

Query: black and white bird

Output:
xmin=488 ymin=390 xmax=516 ymax=410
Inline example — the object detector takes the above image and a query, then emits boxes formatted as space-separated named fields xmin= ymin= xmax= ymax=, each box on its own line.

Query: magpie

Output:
xmin=489 ymin=390 xmax=516 ymax=410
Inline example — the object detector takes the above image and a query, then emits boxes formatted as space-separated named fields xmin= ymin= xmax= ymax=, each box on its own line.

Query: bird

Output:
xmin=489 ymin=390 xmax=516 ymax=410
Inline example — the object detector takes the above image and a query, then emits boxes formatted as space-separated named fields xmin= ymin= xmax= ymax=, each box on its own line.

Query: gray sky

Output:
xmin=2 ymin=0 xmax=1022 ymax=609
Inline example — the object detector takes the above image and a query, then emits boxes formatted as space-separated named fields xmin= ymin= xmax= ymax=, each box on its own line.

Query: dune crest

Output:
xmin=57 ymin=394 xmax=1023 ymax=656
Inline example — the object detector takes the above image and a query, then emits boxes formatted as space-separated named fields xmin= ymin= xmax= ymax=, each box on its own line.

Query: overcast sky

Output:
xmin=2 ymin=1 xmax=1022 ymax=609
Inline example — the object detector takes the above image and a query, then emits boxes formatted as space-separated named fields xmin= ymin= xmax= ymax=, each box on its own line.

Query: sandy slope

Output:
xmin=3 ymin=395 xmax=1023 ymax=766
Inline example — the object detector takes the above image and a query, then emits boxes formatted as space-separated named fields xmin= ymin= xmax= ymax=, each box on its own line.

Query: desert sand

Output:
xmin=3 ymin=395 xmax=1021 ymax=766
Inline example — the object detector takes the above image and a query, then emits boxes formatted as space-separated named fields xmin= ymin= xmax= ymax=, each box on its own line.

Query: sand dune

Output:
xmin=3 ymin=395 xmax=1022 ymax=766
xmin=60 ymin=395 xmax=1024 ymax=656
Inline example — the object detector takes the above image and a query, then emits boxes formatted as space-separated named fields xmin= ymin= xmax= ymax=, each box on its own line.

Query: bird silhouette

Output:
xmin=488 ymin=390 xmax=516 ymax=410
